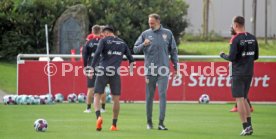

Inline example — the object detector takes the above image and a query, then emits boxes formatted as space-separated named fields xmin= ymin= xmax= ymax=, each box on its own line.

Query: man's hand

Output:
xmin=172 ymin=70 xmax=181 ymax=80
xmin=143 ymin=39 xmax=151 ymax=46
xmin=85 ymin=68 xmax=94 ymax=79
xmin=219 ymin=51 xmax=225 ymax=57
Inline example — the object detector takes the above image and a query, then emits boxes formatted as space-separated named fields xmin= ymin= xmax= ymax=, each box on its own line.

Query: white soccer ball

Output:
xmin=3 ymin=95 xmax=17 ymax=105
xmin=77 ymin=93 xmax=86 ymax=103
xmin=15 ymin=95 xmax=22 ymax=104
xmin=25 ymin=95 xmax=34 ymax=105
xmin=34 ymin=119 xmax=48 ymax=132
xmin=32 ymin=95 xmax=40 ymax=105
xmin=67 ymin=93 xmax=77 ymax=103
xmin=40 ymin=94 xmax=54 ymax=104
xmin=106 ymin=94 xmax=112 ymax=103
xmin=199 ymin=94 xmax=210 ymax=104
xmin=54 ymin=93 xmax=64 ymax=103
xmin=3 ymin=95 xmax=10 ymax=105
xmin=20 ymin=95 xmax=28 ymax=105
xmin=105 ymin=85 xmax=111 ymax=96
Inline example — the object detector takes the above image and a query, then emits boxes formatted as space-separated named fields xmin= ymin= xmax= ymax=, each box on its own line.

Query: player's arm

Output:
xmin=254 ymin=39 xmax=259 ymax=60
xmin=124 ymin=44 xmax=135 ymax=74
xmin=82 ymin=44 xmax=88 ymax=67
xmin=169 ymin=32 xmax=179 ymax=71
xmin=91 ymin=39 xmax=104 ymax=68
xmin=124 ymin=44 xmax=135 ymax=64
xmin=133 ymin=33 xmax=145 ymax=54
xmin=220 ymin=38 xmax=238 ymax=62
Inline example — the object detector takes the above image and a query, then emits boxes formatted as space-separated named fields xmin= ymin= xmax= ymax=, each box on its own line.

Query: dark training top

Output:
xmin=220 ymin=32 xmax=259 ymax=76
xmin=91 ymin=36 xmax=134 ymax=72
xmin=82 ymin=36 xmax=101 ymax=67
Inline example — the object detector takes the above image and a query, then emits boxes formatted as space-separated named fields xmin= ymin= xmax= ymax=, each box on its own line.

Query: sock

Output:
xmin=242 ymin=122 xmax=248 ymax=129
xmin=147 ymin=119 xmax=152 ymax=124
xmin=159 ymin=120 xmax=164 ymax=126
xmin=101 ymin=103 xmax=105 ymax=110
xmin=95 ymin=110 xmax=101 ymax=119
xmin=112 ymin=119 xmax=117 ymax=127
xmin=87 ymin=104 xmax=91 ymax=110
xmin=247 ymin=117 xmax=252 ymax=126
xmin=235 ymin=103 xmax=237 ymax=108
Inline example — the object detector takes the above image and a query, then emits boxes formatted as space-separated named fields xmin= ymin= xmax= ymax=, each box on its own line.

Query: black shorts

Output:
xmin=94 ymin=74 xmax=121 ymax=96
xmin=87 ymin=74 xmax=96 ymax=88
xmin=231 ymin=76 xmax=252 ymax=98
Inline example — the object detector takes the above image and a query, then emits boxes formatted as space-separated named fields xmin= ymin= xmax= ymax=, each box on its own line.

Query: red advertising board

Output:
xmin=18 ymin=61 xmax=276 ymax=102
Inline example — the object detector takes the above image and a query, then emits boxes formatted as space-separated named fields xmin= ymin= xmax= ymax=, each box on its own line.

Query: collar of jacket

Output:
xmin=151 ymin=25 xmax=163 ymax=32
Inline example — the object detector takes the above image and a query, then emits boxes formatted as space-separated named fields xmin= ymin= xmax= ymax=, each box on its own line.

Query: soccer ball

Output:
xmin=34 ymin=119 xmax=48 ymax=132
xmin=25 ymin=95 xmax=34 ymax=105
xmin=3 ymin=95 xmax=16 ymax=105
xmin=106 ymin=94 xmax=112 ymax=103
xmin=105 ymin=85 xmax=111 ymax=96
xmin=32 ymin=95 xmax=40 ymax=105
xmin=54 ymin=93 xmax=64 ymax=103
xmin=15 ymin=95 xmax=22 ymax=104
xmin=67 ymin=93 xmax=77 ymax=103
xmin=77 ymin=93 xmax=86 ymax=103
xmin=199 ymin=94 xmax=210 ymax=104
xmin=40 ymin=94 xmax=54 ymax=104
xmin=20 ymin=95 xmax=28 ymax=105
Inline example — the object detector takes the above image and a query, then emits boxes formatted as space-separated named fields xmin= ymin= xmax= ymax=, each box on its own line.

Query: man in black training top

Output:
xmin=220 ymin=16 xmax=259 ymax=136
xmin=82 ymin=25 xmax=105 ymax=113
xmin=90 ymin=25 xmax=134 ymax=131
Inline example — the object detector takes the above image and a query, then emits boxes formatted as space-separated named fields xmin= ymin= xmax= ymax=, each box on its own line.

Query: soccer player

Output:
xmin=133 ymin=13 xmax=179 ymax=130
xmin=220 ymin=16 xmax=259 ymax=136
xmin=82 ymin=25 xmax=106 ymax=113
xmin=91 ymin=25 xmax=134 ymax=131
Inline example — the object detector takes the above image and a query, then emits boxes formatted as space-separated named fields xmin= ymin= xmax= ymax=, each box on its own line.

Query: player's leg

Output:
xmin=109 ymin=74 xmax=121 ymax=131
xmin=94 ymin=93 xmax=102 ymax=117
xmin=94 ymin=93 xmax=103 ymax=131
xmin=101 ymin=92 xmax=107 ymax=112
xmin=110 ymin=95 xmax=120 ymax=131
xmin=145 ymin=75 xmax=158 ymax=129
xmin=236 ymin=97 xmax=247 ymax=128
xmin=84 ymin=75 xmax=96 ymax=113
xmin=157 ymin=75 xmax=169 ymax=130
xmin=84 ymin=88 xmax=94 ymax=113
xmin=232 ymin=76 xmax=250 ymax=135
xmin=244 ymin=76 xmax=253 ymax=135
xmin=93 ymin=75 xmax=108 ymax=131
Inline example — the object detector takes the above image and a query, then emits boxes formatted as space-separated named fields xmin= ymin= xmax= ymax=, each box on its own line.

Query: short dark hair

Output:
xmin=149 ymin=13 xmax=160 ymax=20
xmin=233 ymin=16 xmax=245 ymax=26
xmin=92 ymin=25 xmax=101 ymax=34
xmin=102 ymin=25 xmax=114 ymax=33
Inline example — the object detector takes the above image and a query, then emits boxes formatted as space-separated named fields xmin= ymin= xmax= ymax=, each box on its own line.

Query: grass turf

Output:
xmin=179 ymin=39 xmax=276 ymax=61
xmin=0 ymin=61 xmax=16 ymax=93
xmin=0 ymin=103 xmax=276 ymax=139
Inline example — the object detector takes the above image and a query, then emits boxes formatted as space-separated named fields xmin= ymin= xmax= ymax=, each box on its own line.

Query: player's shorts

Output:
xmin=94 ymin=73 xmax=121 ymax=96
xmin=231 ymin=76 xmax=252 ymax=98
xmin=87 ymin=73 xmax=96 ymax=88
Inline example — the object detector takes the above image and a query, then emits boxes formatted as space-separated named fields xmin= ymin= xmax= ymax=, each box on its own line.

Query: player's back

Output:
xmin=99 ymin=36 xmax=128 ymax=70
xmin=231 ymin=32 xmax=259 ymax=76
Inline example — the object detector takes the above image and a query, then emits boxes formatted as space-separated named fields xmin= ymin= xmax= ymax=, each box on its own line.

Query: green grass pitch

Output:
xmin=1 ymin=103 xmax=276 ymax=139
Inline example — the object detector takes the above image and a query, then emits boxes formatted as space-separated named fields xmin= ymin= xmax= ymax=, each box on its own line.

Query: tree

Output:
xmin=0 ymin=0 xmax=72 ymax=60
xmin=0 ymin=0 xmax=189 ymax=60
xmin=86 ymin=0 xmax=188 ymax=48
